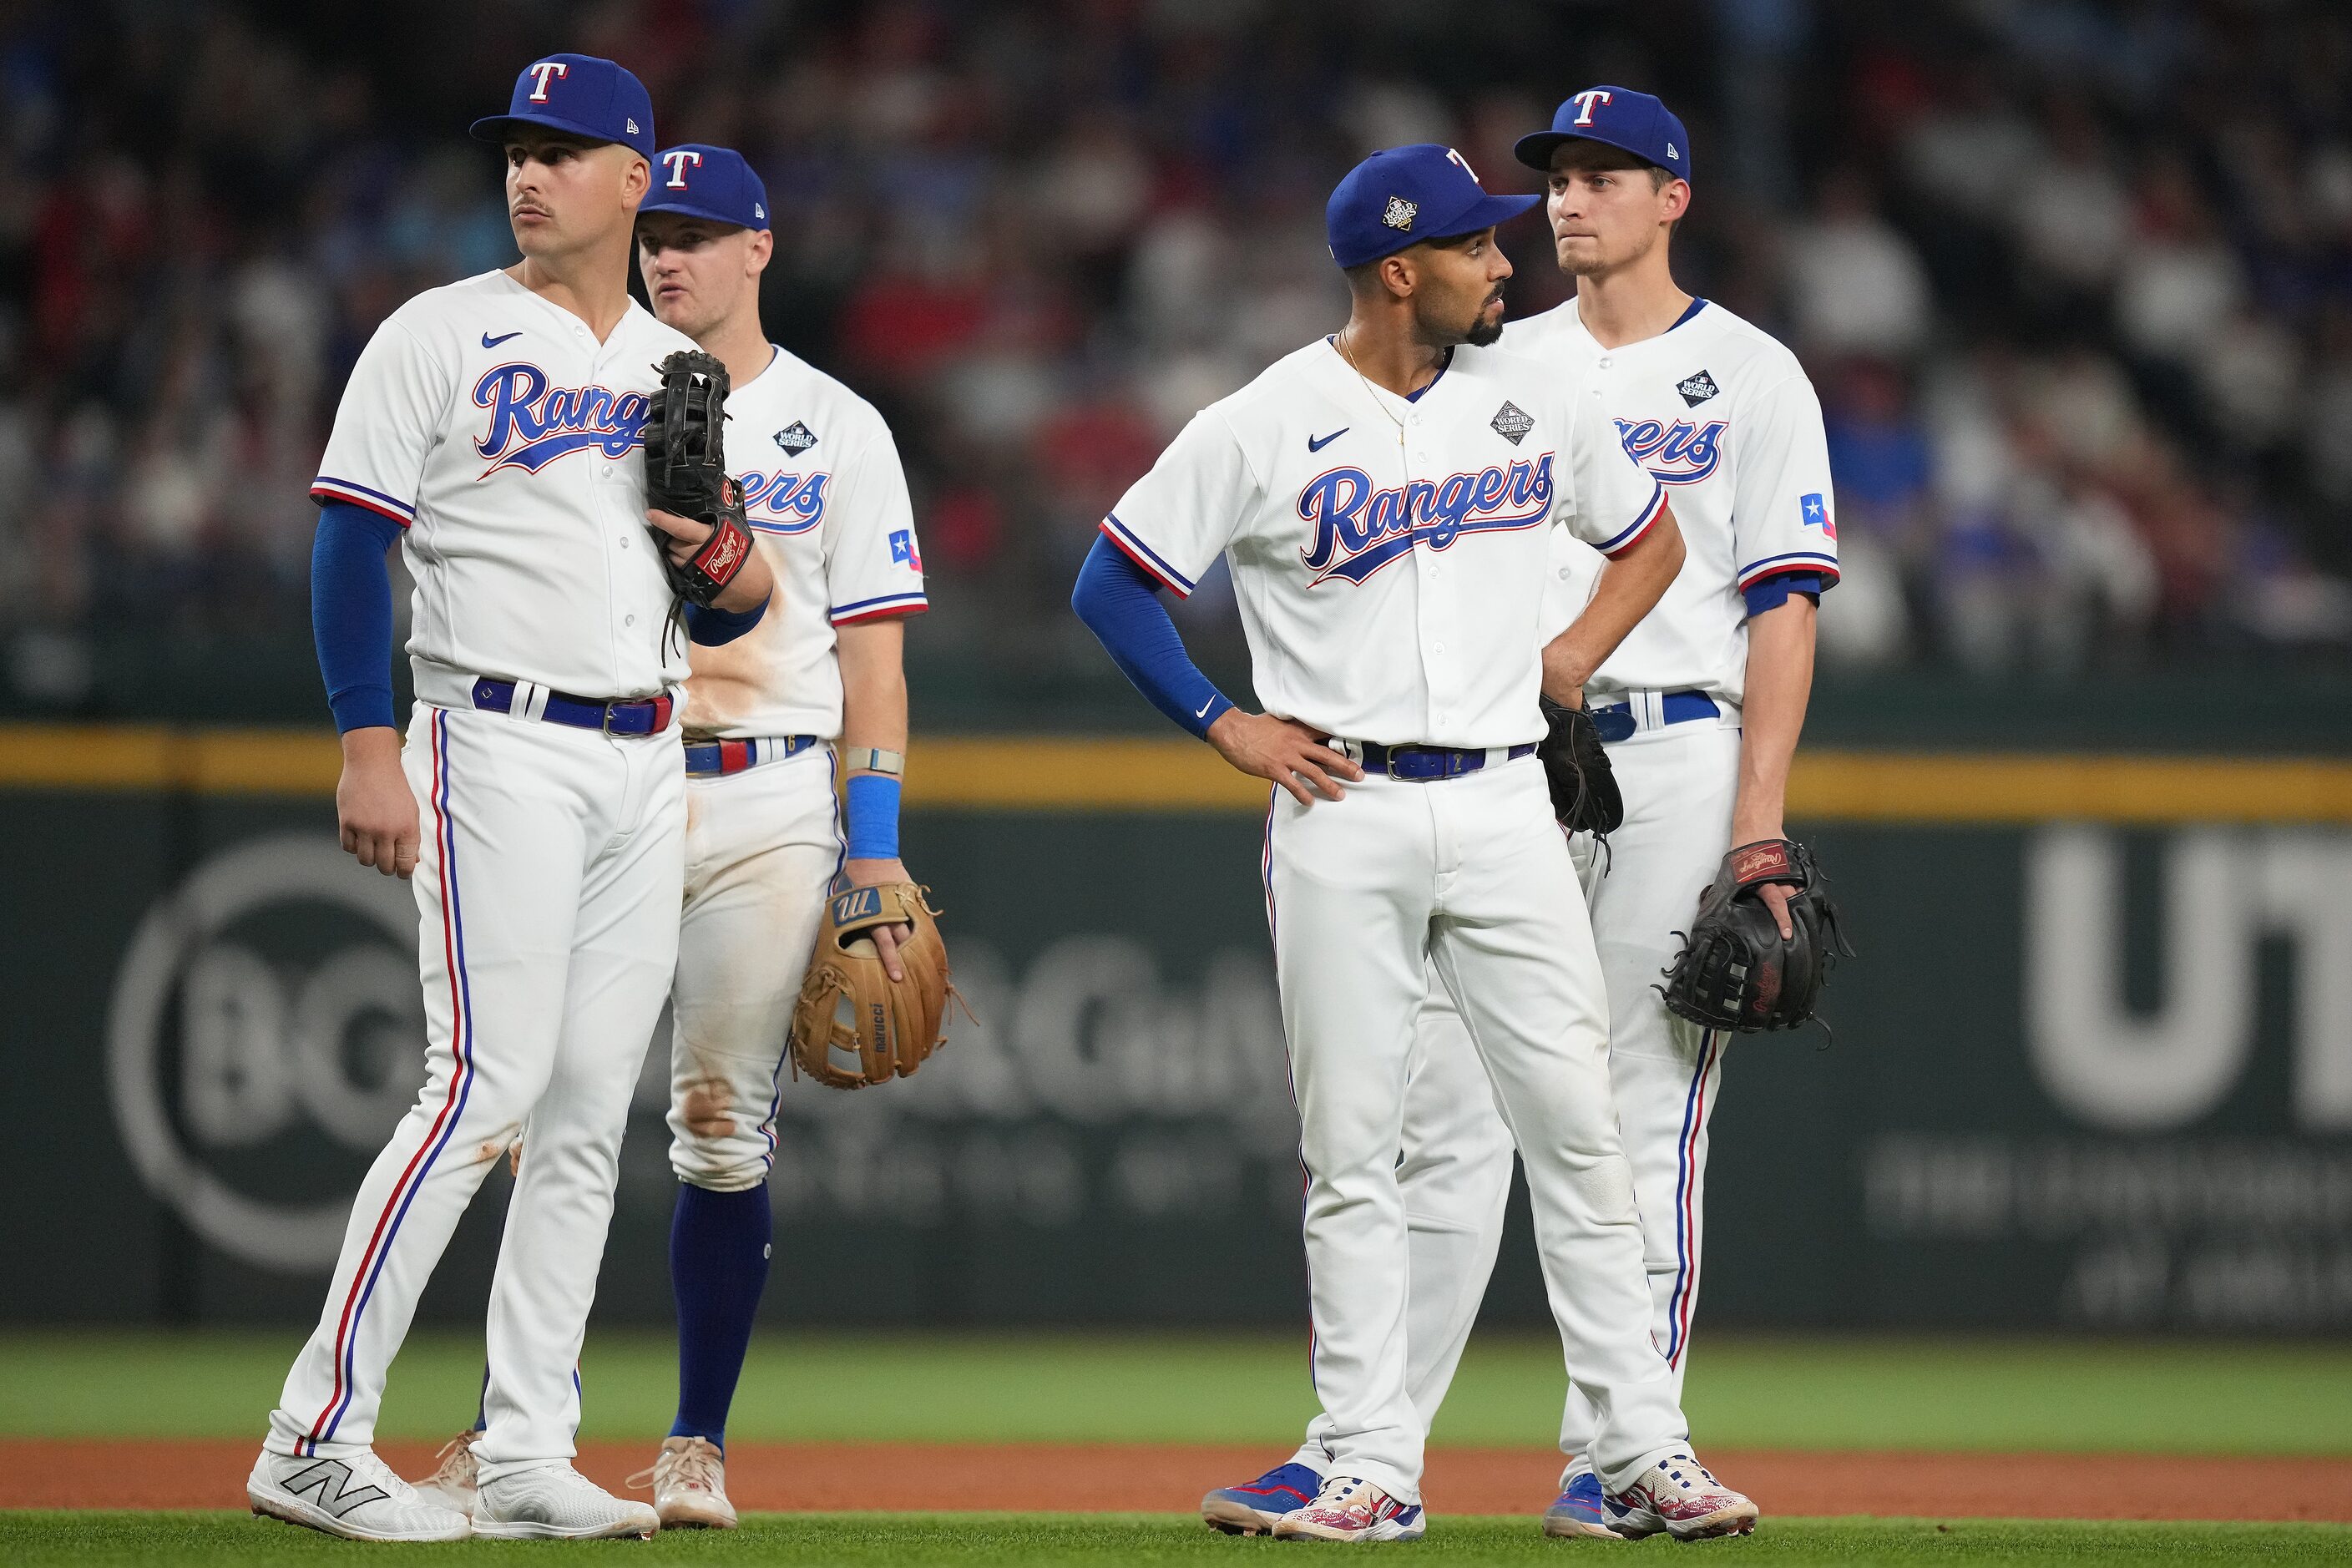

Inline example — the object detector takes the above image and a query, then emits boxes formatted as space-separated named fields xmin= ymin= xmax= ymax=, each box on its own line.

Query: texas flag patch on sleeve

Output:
xmin=889 ymin=528 xmax=923 ymax=571
xmin=1800 ymin=493 xmax=1836 ymax=539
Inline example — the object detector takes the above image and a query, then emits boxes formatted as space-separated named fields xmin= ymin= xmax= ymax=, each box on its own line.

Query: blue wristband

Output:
xmin=844 ymin=771 xmax=901 ymax=860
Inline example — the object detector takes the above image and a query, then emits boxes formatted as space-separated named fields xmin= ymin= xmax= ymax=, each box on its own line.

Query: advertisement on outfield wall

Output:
xmin=3 ymin=784 xmax=2347 ymax=1330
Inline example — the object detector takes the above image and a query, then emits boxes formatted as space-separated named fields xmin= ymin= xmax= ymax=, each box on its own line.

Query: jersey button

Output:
xmin=1598 ymin=356 xmax=1613 ymax=369
xmin=625 ymin=615 xmax=636 ymax=626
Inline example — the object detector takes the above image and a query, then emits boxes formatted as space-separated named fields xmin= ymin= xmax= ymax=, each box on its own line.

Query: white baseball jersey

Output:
xmin=1512 ymin=298 xmax=1837 ymax=708
xmin=311 ymin=268 xmax=700 ymax=710
xmin=1103 ymin=339 xmax=1666 ymax=750
xmin=682 ymin=344 xmax=926 ymax=741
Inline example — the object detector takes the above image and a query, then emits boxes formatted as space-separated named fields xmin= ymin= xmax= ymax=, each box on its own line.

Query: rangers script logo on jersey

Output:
xmin=1616 ymin=417 xmax=1725 ymax=484
xmin=736 ymin=469 xmax=831 ymax=534
xmin=472 ymin=362 xmax=651 ymax=477
xmin=1297 ymin=454 xmax=1555 ymax=586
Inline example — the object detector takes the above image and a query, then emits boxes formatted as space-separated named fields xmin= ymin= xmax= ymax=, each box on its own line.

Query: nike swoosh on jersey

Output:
xmin=1195 ymin=698 xmax=1216 ymax=718
xmin=1308 ymin=427 xmax=1348 ymax=452
xmin=481 ymin=331 xmax=523 ymax=348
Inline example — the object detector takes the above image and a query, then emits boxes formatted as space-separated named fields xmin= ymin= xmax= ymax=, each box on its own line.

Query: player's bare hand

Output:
xmin=1207 ymin=710 xmax=1363 ymax=807
xmin=844 ymin=856 xmax=913 ymax=982
xmin=336 ymin=726 xmax=419 ymax=879
xmin=1758 ymin=881 xmax=1796 ymax=940
xmin=645 ymin=507 xmax=711 ymax=566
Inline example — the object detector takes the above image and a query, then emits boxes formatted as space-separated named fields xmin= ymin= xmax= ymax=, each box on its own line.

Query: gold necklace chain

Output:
xmin=1334 ymin=326 xmax=1409 ymax=458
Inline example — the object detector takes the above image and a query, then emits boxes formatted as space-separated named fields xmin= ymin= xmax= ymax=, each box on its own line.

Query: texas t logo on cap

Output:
xmin=525 ymin=61 xmax=569 ymax=102
xmin=662 ymin=149 xmax=704 ymax=189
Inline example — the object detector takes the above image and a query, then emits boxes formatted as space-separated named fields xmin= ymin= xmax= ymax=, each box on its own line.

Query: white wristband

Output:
xmin=844 ymin=746 xmax=904 ymax=776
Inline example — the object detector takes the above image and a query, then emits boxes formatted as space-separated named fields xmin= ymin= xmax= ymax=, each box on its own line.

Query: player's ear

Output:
xmin=747 ymin=228 xmax=775 ymax=277
xmin=620 ymin=151 xmax=651 ymax=208
xmin=1378 ymin=250 xmax=1416 ymax=301
xmin=1661 ymin=177 xmax=1691 ymax=225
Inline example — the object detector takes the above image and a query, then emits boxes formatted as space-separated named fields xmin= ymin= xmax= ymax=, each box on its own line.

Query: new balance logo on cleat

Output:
xmin=280 ymin=1459 xmax=391 ymax=1519
xmin=1676 ymin=369 xmax=1720 ymax=407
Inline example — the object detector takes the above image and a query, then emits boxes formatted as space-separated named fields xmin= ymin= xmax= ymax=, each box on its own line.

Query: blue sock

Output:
xmin=668 ymin=1181 xmax=772 ymax=1450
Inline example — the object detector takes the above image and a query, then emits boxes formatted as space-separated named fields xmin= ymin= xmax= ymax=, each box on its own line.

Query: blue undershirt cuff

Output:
xmin=1743 ymin=569 xmax=1824 ymax=620
xmin=683 ymin=596 xmax=768 ymax=646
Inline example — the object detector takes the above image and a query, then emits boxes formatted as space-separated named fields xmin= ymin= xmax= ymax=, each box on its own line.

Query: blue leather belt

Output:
xmin=1355 ymin=741 xmax=1537 ymax=781
xmin=471 ymin=677 xmax=675 ymax=736
xmin=683 ymin=736 xmax=822 ymax=776
xmin=1589 ymin=690 xmax=1718 ymax=743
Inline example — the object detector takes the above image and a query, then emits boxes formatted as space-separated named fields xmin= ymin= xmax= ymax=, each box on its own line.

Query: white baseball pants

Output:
xmin=1287 ymin=722 xmax=1741 ymax=1485
xmin=667 ymin=746 xmax=842 ymax=1191
xmin=267 ymin=703 xmax=685 ymax=1482
xmin=1264 ymin=755 xmax=1689 ymax=1502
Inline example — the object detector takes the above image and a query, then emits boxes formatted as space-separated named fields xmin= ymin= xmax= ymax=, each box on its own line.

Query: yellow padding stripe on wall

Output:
xmin=3 ymin=724 xmax=2352 ymax=822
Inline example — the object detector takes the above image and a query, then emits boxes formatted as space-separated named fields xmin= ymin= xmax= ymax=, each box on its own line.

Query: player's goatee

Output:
xmin=1465 ymin=316 xmax=1505 ymax=347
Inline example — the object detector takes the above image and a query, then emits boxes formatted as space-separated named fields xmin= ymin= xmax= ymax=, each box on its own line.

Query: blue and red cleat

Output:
xmin=1201 ymin=1460 xmax=1323 ymax=1535
xmin=1541 ymin=1470 xmax=1619 ymax=1540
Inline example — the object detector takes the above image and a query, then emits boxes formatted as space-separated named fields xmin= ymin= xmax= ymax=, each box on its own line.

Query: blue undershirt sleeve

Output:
xmin=682 ymin=596 xmax=768 ymax=646
xmin=1743 ymin=569 xmax=1824 ymax=620
xmin=310 ymin=502 xmax=403 ymax=734
xmin=1071 ymin=534 xmax=1235 ymax=741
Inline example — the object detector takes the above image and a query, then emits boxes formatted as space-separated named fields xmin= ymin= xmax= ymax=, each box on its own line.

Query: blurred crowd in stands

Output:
xmin=3 ymin=0 xmax=2350 ymax=715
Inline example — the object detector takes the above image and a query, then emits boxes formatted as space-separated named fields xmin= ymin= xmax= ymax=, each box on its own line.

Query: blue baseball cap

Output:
xmin=470 ymin=54 xmax=655 ymax=160
xmin=1326 ymin=144 xmax=1540 ymax=270
xmin=639 ymin=144 xmax=771 ymax=231
xmin=1514 ymin=87 xmax=1691 ymax=183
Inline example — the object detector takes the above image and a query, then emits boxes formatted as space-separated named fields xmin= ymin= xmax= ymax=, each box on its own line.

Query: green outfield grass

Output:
xmin=2 ymin=1330 xmax=2349 ymax=1454
xmin=4 ymin=1515 xmax=2350 ymax=1567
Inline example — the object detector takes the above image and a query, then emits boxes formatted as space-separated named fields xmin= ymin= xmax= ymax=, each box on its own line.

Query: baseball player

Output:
xmin=403 ymin=144 xmax=928 ymax=1531
xmin=1075 ymin=144 xmax=1759 ymax=1543
xmin=246 ymin=57 xmax=775 ymax=1544
xmin=1202 ymin=89 xmax=1836 ymax=1540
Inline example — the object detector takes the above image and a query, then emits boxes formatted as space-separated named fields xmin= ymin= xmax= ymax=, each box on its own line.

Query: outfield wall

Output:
xmin=4 ymin=726 xmax=2349 ymax=1332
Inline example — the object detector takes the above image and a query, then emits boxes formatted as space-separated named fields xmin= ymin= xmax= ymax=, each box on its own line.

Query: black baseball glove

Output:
xmin=1661 ymin=837 xmax=1854 ymax=1034
xmin=643 ymin=349 xmax=754 ymax=607
xmin=1537 ymin=697 xmax=1624 ymax=837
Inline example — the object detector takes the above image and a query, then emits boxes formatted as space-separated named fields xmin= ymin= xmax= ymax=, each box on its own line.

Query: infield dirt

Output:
xmin=8 ymin=1440 xmax=2349 ymax=1522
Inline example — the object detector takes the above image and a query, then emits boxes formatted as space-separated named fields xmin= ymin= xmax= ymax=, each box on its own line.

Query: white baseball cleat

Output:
xmin=410 ymin=1428 xmax=481 ymax=1516
xmin=1602 ymin=1451 xmax=1760 ymax=1540
xmin=473 ymin=1461 xmax=662 ymax=1540
xmin=247 ymin=1447 xmax=472 ymax=1542
xmin=1271 ymin=1473 xmax=1428 ymax=1542
xmin=628 ymin=1435 xmax=739 ymax=1530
